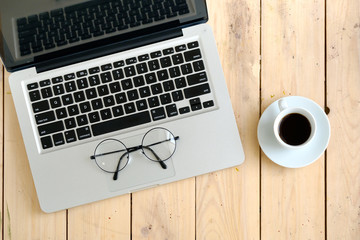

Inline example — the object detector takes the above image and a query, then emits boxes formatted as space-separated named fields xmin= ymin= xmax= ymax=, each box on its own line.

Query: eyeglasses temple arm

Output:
xmin=142 ymin=146 xmax=167 ymax=169
xmin=113 ymin=152 xmax=130 ymax=180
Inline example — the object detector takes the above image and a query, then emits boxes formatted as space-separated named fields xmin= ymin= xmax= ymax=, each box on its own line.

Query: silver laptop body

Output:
xmin=2 ymin=0 xmax=244 ymax=212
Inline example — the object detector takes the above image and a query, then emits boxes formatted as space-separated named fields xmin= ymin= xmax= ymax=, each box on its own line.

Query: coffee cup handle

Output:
xmin=278 ymin=98 xmax=288 ymax=111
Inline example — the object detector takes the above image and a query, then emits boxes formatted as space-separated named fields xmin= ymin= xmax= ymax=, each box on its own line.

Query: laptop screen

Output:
xmin=0 ymin=0 xmax=207 ymax=72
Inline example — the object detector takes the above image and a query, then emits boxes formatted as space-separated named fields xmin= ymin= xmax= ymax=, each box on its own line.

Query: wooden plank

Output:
xmin=261 ymin=0 xmax=325 ymax=239
xmin=195 ymin=0 xmax=260 ymax=239
xmin=3 ymin=70 xmax=66 ymax=240
xmin=0 ymin=63 xmax=4 ymax=240
xmin=68 ymin=196 xmax=131 ymax=240
xmin=326 ymin=0 xmax=360 ymax=239
xmin=132 ymin=179 xmax=195 ymax=239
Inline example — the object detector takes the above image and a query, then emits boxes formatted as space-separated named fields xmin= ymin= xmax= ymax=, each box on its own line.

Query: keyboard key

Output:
xmin=103 ymin=96 xmax=115 ymax=107
xmin=65 ymin=81 xmax=77 ymax=92
xmin=181 ymin=63 xmax=193 ymax=75
xmin=56 ymin=108 xmax=68 ymax=119
xmin=191 ymin=103 xmax=202 ymax=111
xmin=112 ymin=106 xmax=124 ymax=117
xmin=76 ymin=115 xmax=88 ymax=126
xmin=79 ymin=102 xmax=91 ymax=113
xmin=53 ymin=84 xmax=65 ymax=95
xmin=163 ymin=80 xmax=175 ymax=92
xmin=52 ymin=76 xmax=64 ymax=83
xmin=175 ymin=44 xmax=187 ymax=52
xmin=88 ymin=75 xmax=101 ymax=86
xmin=41 ymin=87 xmax=53 ymax=98
xmin=89 ymin=67 xmax=100 ymax=74
xmin=85 ymin=88 xmax=97 ymax=99
xmin=35 ymin=110 xmax=55 ymax=124
xmin=172 ymin=54 xmax=184 ymax=65
xmin=136 ymin=63 xmax=148 ymax=74
xmin=179 ymin=106 xmax=190 ymax=114
xmin=68 ymin=104 xmax=79 ymax=116
xmin=32 ymin=100 xmax=50 ymax=113
xmin=138 ymin=54 xmax=150 ymax=61
xmin=39 ymin=79 xmax=51 ymax=87
xmin=124 ymin=66 xmax=136 ymax=77
xmin=77 ymin=126 xmax=91 ymax=140
xmin=41 ymin=136 xmax=53 ymax=149
xmin=184 ymin=49 xmax=202 ymax=62
xmin=27 ymin=82 xmax=38 ymax=90
xmin=88 ymin=112 xmax=100 ymax=123
xmin=113 ymin=60 xmax=125 ymax=68
xmin=151 ymin=83 xmax=163 ymax=95
xmin=112 ymin=69 xmax=124 ymax=80
xmin=98 ymin=85 xmax=110 ymax=96
xmin=148 ymin=96 xmax=160 ymax=108
xmin=127 ymin=89 xmax=139 ymax=101
xmin=77 ymin=78 xmax=89 ymax=89
xmin=101 ymin=64 xmax=112 ymax=71
xmin=187 ymin=72 xmax=208 ymax=86
xmin=91 ymin=111 xmax=151 ymax=136
xmin=124 ymin=102 xmax=136 ymax=114
xmin=29 ymin=90 xmax=41 ymax=101
xmin=62 ymin=94 xmax=74 ymax=105
xmin=148 ymin=59 xmax=160 ymax=71
xmin=169 ymin=66 xmax=181 ymax=78
xmin=184 ymin=83 xmax=211 ymax=99
xmin=76 ymin=70 xmax=88 ymax=77
xmin=160 ymin=56 xmax=172 ymax=68
xmin=38 ymin=120 xmax=64 ymax=136
xmin=109 ymin=82 xmax=122 ymax=94
xmin=163 ymin=47 xmax=174 ymax=55
xmin=91 ymin=99 xmax=104 ymax=110
xmin=150 ymin=51 xmax=162 ymax=58
xmin=121 ymin=79 xmax=133 ymax=90
xmin=187 ymin=41 xmax=199 ymax=49
xmin=100 ymin=72 xmax=112 ymax=83
xmin=171 ymin=90 xmax=184 ymax=102
xmin=139 ymin=86 xmax=151 ymax=98
xmin=65 ymin=118 xmax=76 ymax=129
xmin=145 ymin=73 xmax=157 ymax=84
xmin=203 ymin=100 xmax=214 ymax=108
xmin=126 ymin=57 xmax=137 ymax=65
xmin=99 ymin=109 xmax=112 ymax=120
xmin=160 ymin=93 xmax=172 ymax=105
xmin=53 ymin=133 xmax=65 ymax=146
xmin=136 ymin=100 xmax=148 ymax=111
xmin=115 ymin=92 xmax=127 ymax=104
xmin=65 ymin=130 xmax=77 ymax=143
xmin=74 ymin=91 xmax=86 ymax=102
xmin=166 ymin=104 xmax=178 ymax=117
xmin=175 ymin=77 xmax=187 ymax=88
xmin=157 ymin=70 xmax=169 ymax=81
xmin=193 ymin=60 xmax=205 ymax=72
xmin=151 ymin=107 xmax=166 ymax=121
xmin=64 ymin=73 xmax=75 ymax=81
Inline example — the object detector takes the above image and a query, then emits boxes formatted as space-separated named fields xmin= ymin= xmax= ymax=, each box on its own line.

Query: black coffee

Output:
xmin=279 ymin=113 xmax=311 ymax=146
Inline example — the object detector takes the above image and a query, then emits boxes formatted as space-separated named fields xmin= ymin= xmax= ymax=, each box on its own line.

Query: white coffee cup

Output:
xmin=273 ymin=98 xmax=316 ymax=149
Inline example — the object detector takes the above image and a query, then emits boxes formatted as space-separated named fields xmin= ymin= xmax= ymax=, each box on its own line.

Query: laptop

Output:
xmin=0 ymin=0 xmax=245 ymax=213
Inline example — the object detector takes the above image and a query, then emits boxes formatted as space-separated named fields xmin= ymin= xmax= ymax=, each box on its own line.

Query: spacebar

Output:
xmin=91 ymin=111 xmax=151 ymax=136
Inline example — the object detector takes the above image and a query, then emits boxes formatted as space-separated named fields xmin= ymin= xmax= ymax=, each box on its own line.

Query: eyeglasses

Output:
xmin=90 ymin=127 xmax=179 ymax=180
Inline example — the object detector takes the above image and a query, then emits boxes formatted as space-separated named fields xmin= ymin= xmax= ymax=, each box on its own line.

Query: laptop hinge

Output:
xmin=35 ymin=28 xmax=183 ymax=73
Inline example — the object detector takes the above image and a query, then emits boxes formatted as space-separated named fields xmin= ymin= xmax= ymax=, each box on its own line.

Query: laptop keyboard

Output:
xmin=27 ymin=41 xmax=215 ymax=150
xmin=17 ymin=0 xmax=190 ymax=56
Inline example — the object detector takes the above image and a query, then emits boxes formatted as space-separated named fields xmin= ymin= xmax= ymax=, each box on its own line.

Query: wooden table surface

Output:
xmin=1 ymin=0 xmax=359 ymax=239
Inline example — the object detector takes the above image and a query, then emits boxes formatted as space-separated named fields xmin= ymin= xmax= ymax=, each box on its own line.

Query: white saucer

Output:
xmin=257 ymin=96 xmax=331 ymax=168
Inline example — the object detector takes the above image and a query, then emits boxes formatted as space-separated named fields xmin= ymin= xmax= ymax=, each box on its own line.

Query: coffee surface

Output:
xmin=279 ymin=113 xmax=311 ymax=146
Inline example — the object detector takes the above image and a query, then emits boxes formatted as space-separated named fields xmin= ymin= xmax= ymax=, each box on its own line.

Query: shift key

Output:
xmin=38 ymin=121 xmax=64 ymax=136
xmin=184 ymin=83 xmax=211 ymax=99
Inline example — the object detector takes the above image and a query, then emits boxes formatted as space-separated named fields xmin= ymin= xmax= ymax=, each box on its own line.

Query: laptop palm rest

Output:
xmin=105 ymin=133 xmax=176 ymax=192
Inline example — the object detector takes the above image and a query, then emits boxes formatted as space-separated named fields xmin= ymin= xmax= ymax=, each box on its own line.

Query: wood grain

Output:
xmin=326 ymin=0 xmax=360 ymax=239
xmin=195 ymin=0 xmax=260 ymax=239
xmin=0 ymin=63 xmax=3 ymax=240
xmin=261 ymin=0 xmax=325 ymax=239
xmin=3 ymin=70 xmax=66 ymax=240
xmin=68 ymin=196 xmax=131 ymax=240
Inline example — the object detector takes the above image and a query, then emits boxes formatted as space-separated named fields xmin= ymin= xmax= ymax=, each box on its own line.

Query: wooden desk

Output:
xmin=1 ymin=0 xmax=359 ymax=239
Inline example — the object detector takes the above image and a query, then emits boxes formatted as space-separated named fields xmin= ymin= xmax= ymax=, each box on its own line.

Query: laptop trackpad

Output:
xmin=105 ymin=133 xmax=176 ymax=192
